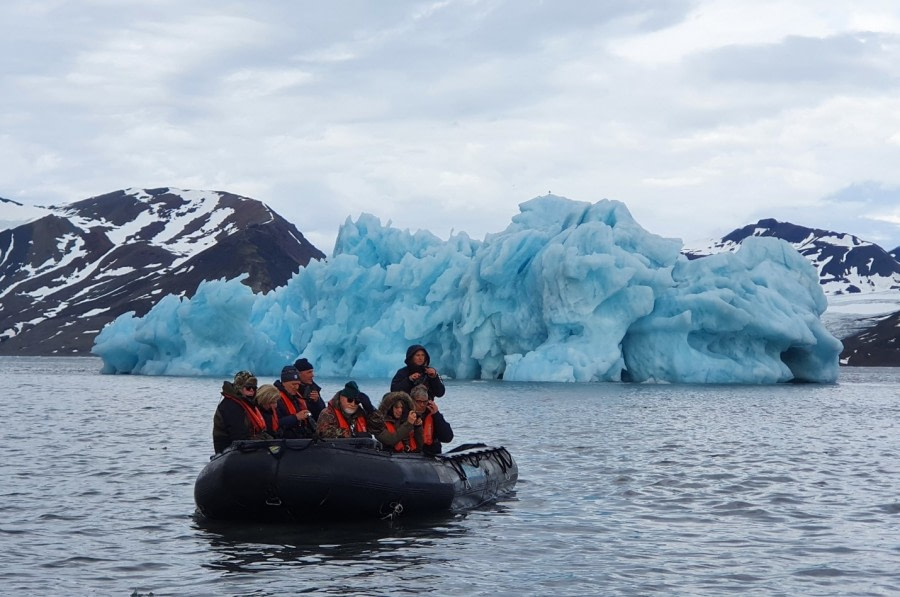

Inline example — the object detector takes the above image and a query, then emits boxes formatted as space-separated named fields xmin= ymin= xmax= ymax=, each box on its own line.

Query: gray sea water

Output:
xmin=1 ymin=356 xmax=898 ymax=596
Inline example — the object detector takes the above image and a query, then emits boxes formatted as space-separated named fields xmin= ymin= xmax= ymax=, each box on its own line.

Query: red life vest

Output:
xmin=266 ymin=406 xmax=279 ymax=432
xmin=332 ymin=407 xmax=367 ymax=436
xmin=225 ymin=395 xmax=266 ymax=435
xmin=278 ymin=390 xmax=308 ymax=417
xmin=384 ymin=421 xmax=418 ymax=452
xmin=422 ymin=414 xmax=434 ymax=445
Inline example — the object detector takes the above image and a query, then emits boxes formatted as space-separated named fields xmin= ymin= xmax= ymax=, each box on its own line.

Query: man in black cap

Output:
xmin=316 ymin=381 xmax=371 ymax=439
xmin=293 ymin=357 xmax=325 ymax=420
xmin=275 ymin=365 xmax=315 ymax=438
xmin=295 ymin=356 xmax=375 ymax=416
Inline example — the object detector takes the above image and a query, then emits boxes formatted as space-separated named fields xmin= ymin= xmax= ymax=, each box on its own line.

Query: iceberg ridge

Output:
xmin=92 ymin=195 xmax=842 ymax=383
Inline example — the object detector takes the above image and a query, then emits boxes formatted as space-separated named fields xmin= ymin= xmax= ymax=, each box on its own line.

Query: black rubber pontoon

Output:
xmin=194 ymin=438 xmax=517 ymax=521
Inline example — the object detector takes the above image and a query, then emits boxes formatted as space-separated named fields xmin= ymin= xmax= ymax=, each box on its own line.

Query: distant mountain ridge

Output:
xmin=683 ymin=218 xmax=900 ymax=366
xmin=683 ymin=218 xmax=900 ymax=295
xmin=2 ymin=193 xmax=898 ymax=366
xmin=0 ymin=188 xmax=324 ymax=355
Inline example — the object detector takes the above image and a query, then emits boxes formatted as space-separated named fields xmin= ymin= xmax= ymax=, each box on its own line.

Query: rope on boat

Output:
xmin=380 ymin=502 xmax=404 ymax=521
xmin=230 ymin=438 xmax=319 ymax=457
xmin=237 ymin=439 xmax=316 ymax=512
xmin=494 ymin=447 xmax=514 ymax=473
xmin=438 ymin=445 xmax=516 ymax=484
xmin=265 ymin=439 xmax=287 ymax=508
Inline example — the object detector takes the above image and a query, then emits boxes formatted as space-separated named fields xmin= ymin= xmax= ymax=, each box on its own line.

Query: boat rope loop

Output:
xmin=265 ymin=443 xmax=286 ymax=507
xmin=494 ymin=447 xmax=514 ymax=473
xmin=231 ymin=438 xmax=318 ymax=457
xmin=264 ymin=490 xmax=282 ymax=507
xmin=280 ymin=439 xmax=319 ymax=453
xmin=440 ymin=446 xmax=515 ymax=482
xmin=380 ymin=501 xmax=404 ymax=521
xmin=442 ymin=458 xmax=468 ymax=483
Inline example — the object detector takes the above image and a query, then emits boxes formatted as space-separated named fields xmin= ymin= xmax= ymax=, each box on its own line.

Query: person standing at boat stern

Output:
xmin=390 ymin=344 xmax=446 ymax=400
xmin=212 ymin=371 xmax=270 ymax=454
xmin=316 ymin=381 xmax=371 ymax=439
xmin=374 ymin=391 xmax=424 ymax=452
xmin=410 ymin=385 xmax=453 ymax=455
xmin=275 ymin=365 xmax=315 ymax=438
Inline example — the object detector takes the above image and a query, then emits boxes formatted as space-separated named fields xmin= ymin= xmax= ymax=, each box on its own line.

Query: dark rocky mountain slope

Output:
xmin=840 ymin=311 xmax=900 ymax=367
xmin=0 ymin=188 xmax=324 ymax=355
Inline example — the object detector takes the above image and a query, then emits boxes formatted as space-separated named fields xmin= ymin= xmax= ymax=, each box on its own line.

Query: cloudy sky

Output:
xmin=3 ymin=0 xmax=900 ymax=253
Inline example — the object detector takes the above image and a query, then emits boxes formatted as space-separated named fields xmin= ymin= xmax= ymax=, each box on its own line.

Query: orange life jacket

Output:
xmin=225 ymin=395 xmax=266 ymax=435
xmin=279 ymin=390 xmax=308 ymax=416
xmin=265 ymin=406 xmax=279 ymax=432
xmin=422 ymin=414 xmax=434 ymax=445
xmin=333 ymin=407 xmax=367 ymax=436
xmin=384 ymin=420 xmax=418 ymax=452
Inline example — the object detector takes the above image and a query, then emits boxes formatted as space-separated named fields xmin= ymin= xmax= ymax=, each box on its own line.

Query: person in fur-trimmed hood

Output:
xmin=390 ymin=344 xmax=446 ymax=399
xmin=373 ymin=391 xmax=424 ymax=452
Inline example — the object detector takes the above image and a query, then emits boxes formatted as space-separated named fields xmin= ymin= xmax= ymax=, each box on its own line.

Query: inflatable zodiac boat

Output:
xmin=194 ymin=438 xmax=518 ymax=521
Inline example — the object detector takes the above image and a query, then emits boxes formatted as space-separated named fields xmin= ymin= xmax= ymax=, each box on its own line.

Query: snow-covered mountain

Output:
xmin=684 ymin=218 xmax=900 ymax=366
xmin=683 ymin=218 xmax=900 ymax=295
xmin=0 ymin=188 xmax=325 ymax=355
xmin=0 ymin=196 xmax=52 ymax=230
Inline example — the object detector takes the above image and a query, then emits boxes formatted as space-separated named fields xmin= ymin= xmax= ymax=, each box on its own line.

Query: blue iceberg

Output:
xmin=92 ymin=195 xmax=842 ymax=383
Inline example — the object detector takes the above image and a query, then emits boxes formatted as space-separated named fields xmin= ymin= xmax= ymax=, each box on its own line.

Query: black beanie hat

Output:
xmin=281 ymin=366 xmax=300 ymax=382
xmin=341 ymin=380 xmax=359 ymax=400
xmin=294 ymin=357 xmax=313 ymax=372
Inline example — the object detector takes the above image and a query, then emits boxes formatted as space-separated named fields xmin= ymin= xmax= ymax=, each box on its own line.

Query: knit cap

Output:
xmin=341 ymin=380 xmax=360 ymax=400
xmin=234 ymin=370 xmax=256 ymax=388
xmin=281 ymin=366 xmax=300 ymax=382
xmin=294 ymin=357 xmax=314 ymax=372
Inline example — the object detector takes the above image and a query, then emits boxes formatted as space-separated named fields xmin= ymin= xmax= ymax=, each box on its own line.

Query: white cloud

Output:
xmin=1 ymin=0 xmax=900 ymax=252
xmin=612 ymin=0 xmax=900 ymax=65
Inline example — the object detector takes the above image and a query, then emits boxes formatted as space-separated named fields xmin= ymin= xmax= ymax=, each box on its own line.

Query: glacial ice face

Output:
xmin=92 ymin=195 xmax=842 ymax=383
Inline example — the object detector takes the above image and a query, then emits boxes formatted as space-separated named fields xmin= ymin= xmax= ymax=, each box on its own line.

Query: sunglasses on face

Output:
xmin=243 ymin=385 xmax=257 ymax=391
xmin=342 ymin=395 xmax=358 ymax=404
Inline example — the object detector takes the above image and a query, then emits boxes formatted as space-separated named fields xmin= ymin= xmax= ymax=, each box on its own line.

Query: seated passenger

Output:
xmin=410 ymin=385 xmax=454 ymax=455
xmin=375 ymin=391 xmax=423 ymax=452
xmin=275 ymin=365 xmax=315 ymax=438
xmin=390 ymin=344 xmax=446 ymax=400
xmin=293 ymin=357 xmax=326 ymax=420
xmin=316 ymin=381 xmax=371 ymax=439
xmin=294 ymin=356 xmax=377 ymax=416
xmin=212 ymin=371 xmax=270 ymax=454
xmin=255 ymin=384 xmax=282 ymax=437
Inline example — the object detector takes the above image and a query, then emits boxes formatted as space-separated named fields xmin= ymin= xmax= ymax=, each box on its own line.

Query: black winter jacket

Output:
xmin=390 ymin=344 xmax=446 ymax=399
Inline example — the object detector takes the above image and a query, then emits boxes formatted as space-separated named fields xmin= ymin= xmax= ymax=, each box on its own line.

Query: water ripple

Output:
xmin=1 ymin=360 xmax=899 ymax=595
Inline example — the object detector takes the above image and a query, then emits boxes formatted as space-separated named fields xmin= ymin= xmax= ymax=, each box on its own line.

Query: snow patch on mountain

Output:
xmin=684 ymin=220 xmax=900 ymax=344
xmin=0 ymin=197 xmax=52 ymax=231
